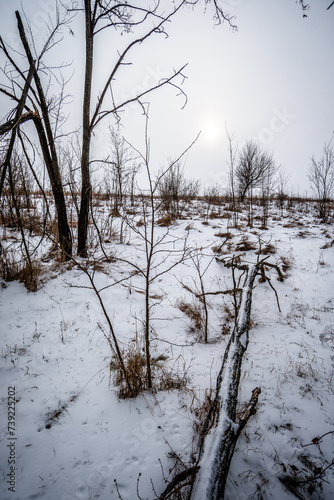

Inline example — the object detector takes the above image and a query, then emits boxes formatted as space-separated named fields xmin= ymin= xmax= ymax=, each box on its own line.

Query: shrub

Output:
xmin=111 ymin=342 xmax=188 ymax=399
xmin=0 ymin=248 xmax=41 ymax=292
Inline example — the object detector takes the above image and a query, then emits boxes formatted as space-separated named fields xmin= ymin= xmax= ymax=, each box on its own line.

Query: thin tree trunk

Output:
xmin=77 ymin=0 xmax=93 ymax=257
xmin=145 ymin=272 xmax=152 ymax=389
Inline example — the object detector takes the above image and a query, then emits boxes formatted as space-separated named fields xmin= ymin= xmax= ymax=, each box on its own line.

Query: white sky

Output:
xmin=0 ymin=0 xmax=333 ymax=194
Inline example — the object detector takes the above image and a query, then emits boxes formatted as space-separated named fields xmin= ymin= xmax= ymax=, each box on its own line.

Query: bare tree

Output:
xmin=225 ymin=128 xmax=239 ymax=227
xmin=276 ymin=165 xmax=291 ymax=216
xmin=74 ymin=0 xmax=236 ymax=257
xmin=75 ymin=1 xmax=187 ymax=256
xmin=0 ymin=10 xmax=73 ymax=260
xmin=115 ymin=114 xmax=198 ymax=389
xmin=236 ymin=141 xmax=272 ymax=201
xmin=180 ymin=249 xmax=215 ymax=343
xmin=236 ymin=141 xmax=276 ymax=226
xmin=259 ymin=159 xmax=276 ymax=228
xmin=1 ymin=1 xmax=236 ymax=260
xmin=308 ymin=142 xmax=334 ymax=220
xmin=158 ymin=162 xmax=199 ymax=218
xmin=104 ymin=128 xmax=138 ymax=214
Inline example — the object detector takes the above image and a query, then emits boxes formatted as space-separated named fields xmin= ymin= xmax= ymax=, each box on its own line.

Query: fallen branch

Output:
xmin=158 ymin=257 xmax=284 ymax=500
xmin=160 ymin=466 xmax=200 ymax=499
xmin=189 ymin=258 xmax=283 ymax=500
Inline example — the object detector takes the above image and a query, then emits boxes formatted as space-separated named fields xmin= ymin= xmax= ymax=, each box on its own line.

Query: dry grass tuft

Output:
xmin=279 ymin=255 xmax=292 ymax=275
xmin=136 ymin=218 xmax=144 ymax=227
xmin=112 ymin=345 xmax=147 ymax=399
xmin=321 ymin=239 xmax=334 ymax=249
xmin=0 ymin=248 xmax=20 ymax=282
xmin=111 ymin=343 xmax=188 ymax=399
xmin=0 ymin=248 xmax=42 ymax=292
xmin=19 ymin=261 xmax=42 ymax=292
xmin=191 ymin=388 xmax=216 ymax=448
xmin=156 ymin=214 xmax=174 ymax=227
xmin=221 ymin=304 xmax=235 ymax=336
xmin=256 ymin=243 xmax=277 ymax=255
xmin=214 ymin=231 xmax=234 ymax=240
xmin=209 ymin=211 xmax=221 ymax=219
xmin=177 ymin=299 xmax=203 ymax=334
xmin=235 ymin=237 xmax=257 ymax=252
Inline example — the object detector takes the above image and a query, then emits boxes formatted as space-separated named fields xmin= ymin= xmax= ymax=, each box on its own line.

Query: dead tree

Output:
xmin=0 ymin=11 xmax=73 ymax=259
xmin=189 ymin=257 xmax=284 ymax=500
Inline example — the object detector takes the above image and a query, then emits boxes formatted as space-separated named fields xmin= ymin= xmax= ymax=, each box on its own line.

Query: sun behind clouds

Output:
xmin=201 ymin=118 xmax=224 ymax=145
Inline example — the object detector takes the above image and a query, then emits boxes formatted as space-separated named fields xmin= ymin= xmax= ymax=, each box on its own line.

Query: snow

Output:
xmin=1 ymin=200 xmax=334 ymax=499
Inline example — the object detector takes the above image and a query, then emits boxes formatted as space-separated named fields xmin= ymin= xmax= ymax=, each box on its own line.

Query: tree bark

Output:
xmin=77 ymin=0 xmax=94 ymax=257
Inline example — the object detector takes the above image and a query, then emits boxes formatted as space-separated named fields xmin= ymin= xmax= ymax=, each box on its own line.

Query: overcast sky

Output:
xmin=0 ymin=0 xmax=333 ymax=194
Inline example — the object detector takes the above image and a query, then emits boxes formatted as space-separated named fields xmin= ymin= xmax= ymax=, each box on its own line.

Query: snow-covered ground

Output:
xmin=1 ymin=200 xmax=333 ymax=499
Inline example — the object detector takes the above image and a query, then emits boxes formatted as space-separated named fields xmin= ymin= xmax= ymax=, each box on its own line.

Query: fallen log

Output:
xmin=188 ymin=258 xmax=282 ymax=500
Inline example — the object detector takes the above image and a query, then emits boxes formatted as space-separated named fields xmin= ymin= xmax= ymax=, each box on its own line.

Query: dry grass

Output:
xmin=0 ymin=248 xmax=20 ymax=282
xmin=279 ymin=452 xmax=334 ymax=499
xmin=19 ymin=261 xmax=42 ymax=292
xmin=279 ymin=255 xmax=293 ymax=275
xmin=0 ymin=248 xmax=42 ymax=292
xmin=156 ymin=214 xmax=174 ymax=227
xmin=256 ymin=243 xmax=277 ymax=255
xmin=191 ymin=387 xmax=216 ymax=449
xmin=136 ymin=218 xmax=144 ymax=227
xmin=208 ymin=211 xmax=221 ymax=219
xmin=221 ymin=304 xmax=235 ymax=336
xmin=111 ymin=343 xmax=188 ymax=399
xmin=211 ymin=244 xmax=225 ymax=255
xmin=321 ymin=239 xmax=334 ymax=249
xmin=0 ymin=208 xmax=47 ymax=237
xmin=45 ymin=394 xmax=79 ymax=429
xmin=214 ymin=231 xmax=234 ymax=240
xmin=112 ymin=345 xmax=147 ymax=399
xmin=235 ymin=237 xmax=257 ymax=252
xmin=177 ymin=299 xmax=203 ymax=334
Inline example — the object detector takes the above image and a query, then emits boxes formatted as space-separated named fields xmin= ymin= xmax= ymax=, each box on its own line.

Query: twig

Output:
xmin=114 ymin=479 xmax=124 ymax=500
xmin=301 ymin=431 xmax=334 ymax=448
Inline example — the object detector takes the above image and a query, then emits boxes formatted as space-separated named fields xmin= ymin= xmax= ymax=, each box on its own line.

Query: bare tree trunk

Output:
xmin=145 ymin=270 xmax=153 ymax=389
xmin=15 ymin=11 xmax=72 ymax=260
xmin=32 ymin=113 xmax=72 ymax=259
xmin=77 ymin=0 xmax=93 ymax=257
